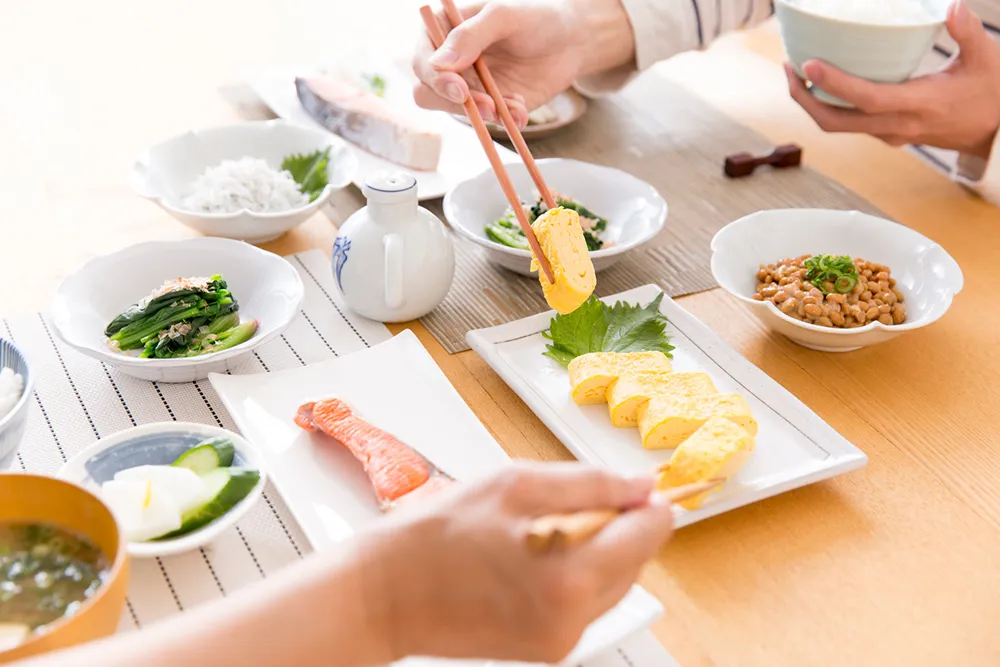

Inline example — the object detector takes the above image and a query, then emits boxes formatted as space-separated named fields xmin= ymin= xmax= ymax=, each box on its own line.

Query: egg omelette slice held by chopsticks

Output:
xmin=530 ymin=206 xmax=596 ymax=314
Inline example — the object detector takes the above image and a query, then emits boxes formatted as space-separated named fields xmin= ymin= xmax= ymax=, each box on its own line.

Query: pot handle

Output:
xmin=384 ymin=233 xmax=404 ymax=310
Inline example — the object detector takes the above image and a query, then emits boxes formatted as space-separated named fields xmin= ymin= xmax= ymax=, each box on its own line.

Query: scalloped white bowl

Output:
xmin=443 ymin=158 xmax=667 ymax=276
xmin=51 ymin=238 xmax=303 ymax=382
xmin=711 ymin=209 xmax=963 ymax=352
xmin=130 ymin=120 xmax=357 ymax=244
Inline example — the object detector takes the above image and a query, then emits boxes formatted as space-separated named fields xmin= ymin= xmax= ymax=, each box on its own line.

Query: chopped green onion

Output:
xmin=834 ymin=275 xmax=857 ymax=294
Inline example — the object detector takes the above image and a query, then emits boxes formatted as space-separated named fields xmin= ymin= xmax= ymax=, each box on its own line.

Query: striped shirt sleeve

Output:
xmin=575 ymin=0 xmax=776 ymax=96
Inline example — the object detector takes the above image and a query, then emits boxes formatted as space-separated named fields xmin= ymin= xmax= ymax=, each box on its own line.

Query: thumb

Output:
xmin=584 ymin=496 xmax=675 ymax=572
xmin=429 ymin=5 xmax=514 ymax=71
xmin=948 ymin=0 xmax=989 ymax=63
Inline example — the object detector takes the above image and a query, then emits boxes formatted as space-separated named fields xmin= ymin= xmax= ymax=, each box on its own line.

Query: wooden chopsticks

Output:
xmin=419 ymin=4 xmax=556 ymax=283
xmin=524 ymin=478 xmax=725 ymax=552
xmin=437 ymin=0 xmax=557 ymax=210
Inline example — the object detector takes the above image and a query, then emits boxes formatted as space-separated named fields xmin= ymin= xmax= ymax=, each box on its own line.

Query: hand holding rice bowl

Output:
xmin=130 ymin=120 xmax=357 ymax=244
xmin=774 ymin=0 xmax=949 ymax=107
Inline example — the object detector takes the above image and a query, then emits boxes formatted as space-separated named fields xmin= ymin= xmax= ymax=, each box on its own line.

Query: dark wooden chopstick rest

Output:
xmin=725 ymin=144 xmax=802 ymax=178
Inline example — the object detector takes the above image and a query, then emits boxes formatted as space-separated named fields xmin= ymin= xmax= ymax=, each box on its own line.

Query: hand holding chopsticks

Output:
xmin=525 ymin=478 xmax=724 ymax=552
xmin=419 ymin=4 xmax=556 ymax=282
xmin=436 ymin=0 xmax=557 ymax=210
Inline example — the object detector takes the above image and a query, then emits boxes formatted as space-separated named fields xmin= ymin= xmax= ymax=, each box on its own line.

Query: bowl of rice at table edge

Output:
xmin=0 ymin=338 xmax=33 ymax=469
xmin=129 ymin=120 xmax=357 ymax=245
xmin=775 ymin=0 xmax=949 ymax=108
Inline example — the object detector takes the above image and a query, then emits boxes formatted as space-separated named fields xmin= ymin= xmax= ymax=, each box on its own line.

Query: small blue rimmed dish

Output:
xmin=0 ymin=338 xmax=34 ymax=469
xmin=57 ymin=422 xmax=266 ymax=558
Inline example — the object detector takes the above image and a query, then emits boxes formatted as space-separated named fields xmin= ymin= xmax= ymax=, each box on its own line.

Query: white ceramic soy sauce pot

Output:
xmin=333 ymin=172 xmax=455 ymax=322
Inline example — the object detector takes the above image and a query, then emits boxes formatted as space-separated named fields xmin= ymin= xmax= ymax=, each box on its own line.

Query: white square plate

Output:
xmin=208 ymin=330 xmax=664 ymax=666
xmin=243 ymin=65 xmax=518 ymax=200
xmin=467 ymin=285 xmax=868 ymax=528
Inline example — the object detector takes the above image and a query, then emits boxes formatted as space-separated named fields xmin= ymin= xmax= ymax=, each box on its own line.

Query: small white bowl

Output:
xmin=51 ymin=237 xmax=303 ymax=382
xmin=58 ymin=422 xmax=266 ymax=558
xmin=130 ymin=120 xmax=358 ymax=244
xmin=0 ymin=338 xmax=34 ymax=469
xmin=443 ymin=158 xmax=667 ymax=276
xmin=711 ymin=209 xmax=963 ymax=352
xmin=775 ymin=0 xmax=948 ymax=107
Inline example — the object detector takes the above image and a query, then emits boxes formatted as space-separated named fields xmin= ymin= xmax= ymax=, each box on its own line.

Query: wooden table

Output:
xmin=3 ymin=3 xmax=1000 ymax=665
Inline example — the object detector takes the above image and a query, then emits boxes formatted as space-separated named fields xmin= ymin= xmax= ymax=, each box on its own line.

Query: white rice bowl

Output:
xmin=0 ymin=367 xmax=24 ymax=421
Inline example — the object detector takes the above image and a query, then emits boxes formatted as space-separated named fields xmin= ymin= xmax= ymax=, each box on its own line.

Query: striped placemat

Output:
xmin=3 ymin=248 xmax=676 ymax=666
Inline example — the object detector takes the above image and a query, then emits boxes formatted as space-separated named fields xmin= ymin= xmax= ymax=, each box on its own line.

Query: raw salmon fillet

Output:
xmin=296 ymin=75 xmax=443 ymax=171
xmin=295 ymin=398 xmax=451 ymax=510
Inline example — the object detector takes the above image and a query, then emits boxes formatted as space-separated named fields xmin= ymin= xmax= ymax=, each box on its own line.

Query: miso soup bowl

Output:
xmin=774 ymin=0 xmax=949 ymax=107
xmin=0 ymin=474 xmax=129 ymax=664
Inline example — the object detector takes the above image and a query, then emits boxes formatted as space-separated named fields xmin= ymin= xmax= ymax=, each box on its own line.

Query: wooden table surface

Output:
xmin=3 ymin=3 xmax=999 ymax=665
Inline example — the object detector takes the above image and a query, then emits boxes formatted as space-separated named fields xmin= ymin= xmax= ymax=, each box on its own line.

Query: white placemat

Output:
xmin=3 ymin=249 xmax=677 ymax=666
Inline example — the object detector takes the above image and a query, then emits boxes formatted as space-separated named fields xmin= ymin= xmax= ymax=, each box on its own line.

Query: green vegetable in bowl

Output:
xmin=282 ymin=147 xmax=332 ymax=202
xmin=105 ymin=275 xmax=258 ymax=359
xmin=804 ymin=254 xmax=858 ymax=294
xmin=485 ymin=194 xmax=610 ymax=252
xmin=542 ymin=293 xmax=674 ymax=366
xmin=363 ymin=73 xmax=387 ymax=97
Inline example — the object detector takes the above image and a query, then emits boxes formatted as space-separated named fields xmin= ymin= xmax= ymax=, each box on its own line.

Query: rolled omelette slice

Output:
xmin=530 ymin=206 xmax=596 ymax=314
xmin=637 ymin=392 xmax=757 ymax=450
xmin=657 ymin=416 xmax=756 ymax=510
xmin=607 ymin=371 xmax=717 ymax=427
xmin=568 ymin=351 xmax=673 ymax=405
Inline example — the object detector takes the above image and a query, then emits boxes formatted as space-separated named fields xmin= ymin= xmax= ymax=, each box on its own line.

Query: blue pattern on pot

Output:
xmin=333 ymin=236 xmax=351 ymax=292
xmin=82 ymin=431 xmax=251 ymax=485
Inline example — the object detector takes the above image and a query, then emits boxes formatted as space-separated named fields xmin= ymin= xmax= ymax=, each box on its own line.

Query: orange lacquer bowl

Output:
xmin=0 ymin=473 xmax=130 ymax=663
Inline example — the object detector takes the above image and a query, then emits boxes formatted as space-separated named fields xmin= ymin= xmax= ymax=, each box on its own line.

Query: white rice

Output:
xmin=787 ymin=0 xmax=937 ymax=25
xmin=0 ymin=367 xmax=24 ymax=421
xmin=181 ymin=157 xmax=310 ymax=214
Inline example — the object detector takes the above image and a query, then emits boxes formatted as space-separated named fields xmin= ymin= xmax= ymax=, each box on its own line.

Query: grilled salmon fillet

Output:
xmin=296 ymin=75 xmax=443 ymax=171
xmin=295 ymin=398 xmax=450 ymax=510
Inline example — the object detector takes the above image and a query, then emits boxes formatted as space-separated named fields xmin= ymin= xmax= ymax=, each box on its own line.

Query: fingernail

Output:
xmin=803 ymin=61 xmax=824 ymax=84
xmin=430 ymin=47 xmax=459 ymax=67
xmin=954 ymin=0 xmax=968 ymax=20
xmin=649 ymin=491 xmax=673 ymax=508
xmin=443 ymin=82 xmax=466 ymax=103
xmin=476 ymin=101 xmax=494 ymax=122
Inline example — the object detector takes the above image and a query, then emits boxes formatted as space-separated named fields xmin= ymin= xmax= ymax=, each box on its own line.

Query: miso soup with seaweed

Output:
xmin=0 ymin=522 xmax=110 ymax=651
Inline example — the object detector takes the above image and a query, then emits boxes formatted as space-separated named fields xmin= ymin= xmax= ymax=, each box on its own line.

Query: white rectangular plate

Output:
xmin=467 ymin=285 xmax=868 ymax=528
xmin=209 ymin=330 xmax=663 ymax=666
xmin=243 ymin=64 xmax=517 ymax=200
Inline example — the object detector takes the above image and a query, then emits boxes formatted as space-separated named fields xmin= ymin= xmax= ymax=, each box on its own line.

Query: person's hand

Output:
xmin=786 ymin=0 xmax=1000 ymax=158
xmin=361 ymin=462 xmax=673 ymax=664
xmin=412 ymin=0 xmax=635 ymax=126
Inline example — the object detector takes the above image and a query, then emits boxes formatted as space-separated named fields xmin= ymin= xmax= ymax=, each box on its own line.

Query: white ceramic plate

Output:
xmin=57 ymin=422 xmax=266 ymax=558
xmin=51 ymin=237 xmax=304 ymax=383
xmin=444 ymin=159 xmax=667 ymax=276
xmin=454 ymin=89 xmax=589 ymax=141
xmin=209 ymin=330 xmax=664 ymax=666
xmin=129 ymin=119 xmax=357 ymax=244
xmin=467 ymin=285 xmax=868 ymax=527
xmin=243 ymin=65 xmax=518 ymax=201
xmin=711 ymin=209 xmax=964 ymax=352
